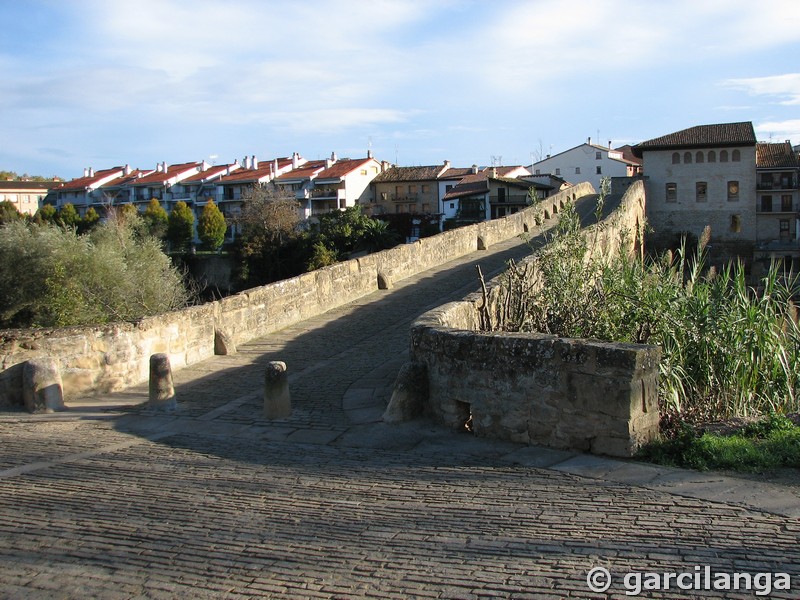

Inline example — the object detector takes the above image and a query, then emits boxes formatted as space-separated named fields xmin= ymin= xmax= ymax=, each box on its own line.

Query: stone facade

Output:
xmin=0 ymin=184 xmax=590 ymax=407
xmin=407 ymin=180 xmax=659 ymax=457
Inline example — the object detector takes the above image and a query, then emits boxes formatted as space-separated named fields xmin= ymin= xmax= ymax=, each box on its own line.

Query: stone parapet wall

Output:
xmin=0 ymin=183 xmax=591 ymax=407
xmin=409 ymin=180 xmax=661 ymax=456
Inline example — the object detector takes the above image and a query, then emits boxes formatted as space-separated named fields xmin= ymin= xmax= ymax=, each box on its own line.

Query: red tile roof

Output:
xmin=633 ymin=122 xmax=756 ymax=157
xmin=314 ymin=158 xmax=376 ymax=181
xmin=372 ymin=165 xmax=443 ymax=183
xmin=442 ymin=173 xmax=489 ymax=200
xmin=216 ymin=158 xmax=294 ymax=183
xmin=181 ymin=163 xmax=238 ymax=183
xmin=756 ymin=142 xmax=799 ymax=169
xmin=275 ymin=160 xmax=328 ymax=182
xmin=439 ymin=167 xmax=475 ymax=180
xmin=130 ymin=162 xmax=201 ymax=186
xmin=100 ymin=170 xmax=153 ymax=189
xmin=55 ymin=167 xmax=125 ymax=191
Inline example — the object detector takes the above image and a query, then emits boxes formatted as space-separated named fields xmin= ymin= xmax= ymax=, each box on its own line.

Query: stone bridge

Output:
xmin=0 ymin=183 xmax=798 ymax=598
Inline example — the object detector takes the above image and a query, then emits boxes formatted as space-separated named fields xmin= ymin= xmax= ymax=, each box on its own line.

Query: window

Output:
xmin=535 ymin=169 xmax=541 ymax=175
xmin=730 ymin=215 xmax=741 ymax=233
xmin=360 ymin=169 xmax=367 ymax=176
xmin=596 ymin=166 xmax=602 ymax=175
xmin=666 ymin=182 xmax=677 ymax=202
xmin=727 ymin=181 xmax=739 ymax=201
xmin=422 ymin=203 xmax=430 ymax=212
xmin=445 ymin=184 xmax=453 ymax=192
xmin=708 ymin=150 xmax=716 ymax=163
xmin=696 ymin=182 xmax=707 ymax=202
xmin=720 ymin=150 xmax=729 ymax=162
xmin=672 ymin=152 xmax=680 ymax=164
xmin=780 ymin=219 xmax=791 ymax=240
xmin=555 ymin=168 xmax=561 ymax=175
xmin=782 ymin=195 xmax=793 ymax=212
xmin=684 ymin=152 xmax=692 ymax=164
xmin=575 ymin=167 xmax=581 ymax=174
xmin=761 ymin=195 xmax=773 ymax=212
xmin=408 ymin=185 xmax=417 ymax=194
xmin=421 ymin=184 xmax=429 ymax=193
xmin=732 ymin=149 xmax=741 ymax=162
xmin=380 ymin=191 xmax=388 ymax=201
xmin=449 ymin=203 xmax=455 ymax=209
xmin=696 ymin=151 xmax=704 ymax=163
xmin=595 ymin=152 xmax=601 ymax=160
xmin=395 ymin=185 xmax=403 ymax=197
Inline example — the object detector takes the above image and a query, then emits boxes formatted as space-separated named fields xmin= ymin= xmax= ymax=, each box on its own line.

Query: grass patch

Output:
xmin=637 ymin=414 xmax=800 ymax=472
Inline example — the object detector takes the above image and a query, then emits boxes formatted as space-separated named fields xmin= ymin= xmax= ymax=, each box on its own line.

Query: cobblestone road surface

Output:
xmin=1 ymin=204 xmax=798 ymax=599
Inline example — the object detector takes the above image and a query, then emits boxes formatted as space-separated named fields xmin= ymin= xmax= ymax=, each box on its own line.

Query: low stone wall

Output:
xmin=407 ymin=180 xmax=661 ymax=456
xmin=0 ymin=183 xmax=592 ymax=408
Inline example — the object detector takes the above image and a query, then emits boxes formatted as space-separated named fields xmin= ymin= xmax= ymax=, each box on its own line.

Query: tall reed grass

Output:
xmin=493 ymin=199 xmax=800 ymax=423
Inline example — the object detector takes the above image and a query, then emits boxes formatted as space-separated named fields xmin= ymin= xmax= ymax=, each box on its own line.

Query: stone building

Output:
xmin=632 ymin=121 xmax=758 ymax=261
xmin=754 ymin=141 xmax=800 ymax=267
xmin=369 ymin=164 xmax=448 ymax=216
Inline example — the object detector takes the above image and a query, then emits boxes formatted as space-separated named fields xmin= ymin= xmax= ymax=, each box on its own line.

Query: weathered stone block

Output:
xmin=23 ymin=357 xmax=65 ymax=413
xmin=214 ymin=329 xmax=236 ymax=355
xmin=148 ymin=353 xmax=176 ymax=411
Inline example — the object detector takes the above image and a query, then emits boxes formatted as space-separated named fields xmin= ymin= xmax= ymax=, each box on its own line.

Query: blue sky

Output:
xmin=2 ymin=0 xmax=799 ymax=179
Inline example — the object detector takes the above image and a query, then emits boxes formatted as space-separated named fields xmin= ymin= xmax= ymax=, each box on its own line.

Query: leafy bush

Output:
xmin=0 ymin=217 xmax=190 ymax=328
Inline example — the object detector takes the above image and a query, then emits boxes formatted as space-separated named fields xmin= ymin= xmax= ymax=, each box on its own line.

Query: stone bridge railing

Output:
xmin=395 ymin=179 xmax=661 ymax=457
xmin=0 ymin=183 xmax=593 ymax=408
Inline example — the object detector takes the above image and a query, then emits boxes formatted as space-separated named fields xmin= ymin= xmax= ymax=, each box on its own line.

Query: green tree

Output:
xmin=235 ymin=184 xmax=306 ymax=284
xmin=167 ymin=201 xmax=195 ymax=251
xmin=142 ymin=198 xmax=168 ymax=239
xmin=57 ymin=203 xmax=80 ymax=228
xmin=77 ymin=206 xmax=100 ymax=234
xmin=197 ymin=200 xmax=226 ymax=250
xmin=0 ymin=200 xmax=21 ymax=225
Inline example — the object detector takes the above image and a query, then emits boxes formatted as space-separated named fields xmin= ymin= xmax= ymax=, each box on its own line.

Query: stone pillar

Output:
xmin=22 ymin=357 xmax=65 ymax=413
xmin=148 ymin=353 xmax=176 ymax=411
xmin=264 ymin=361 xmax=291 ymax=419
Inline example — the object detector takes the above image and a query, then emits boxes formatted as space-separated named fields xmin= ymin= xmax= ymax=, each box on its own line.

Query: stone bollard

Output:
xmin=383 ymin=361 xmax=428 ymax=423
xmin=264 ymin=361 xmax=291 ymax=419
xmin=148 ymin=353 xmax=176 ymax=411
xmin=23 ymin=357 xmax=65 ymax=413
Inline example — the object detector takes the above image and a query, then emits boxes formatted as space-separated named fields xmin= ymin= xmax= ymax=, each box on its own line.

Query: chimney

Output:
xmin=443 ymin=160 xmax=451 ymax=169
xmin=587 ymin=137 xmax=591 ymax=145
xmin=88 ymin=167 xmax=94 ymax=177
xmin=124 ymin=164 xmax=131 ymax=176
xmin=292 ymin=152 xmax=299 ymax=169
xmin=252 ymin=155 xmax=258 ymax=169
xmin=471 ymin=164 xmax=479 ymax=174
xmin=382 ymin=160 xmax=391 ymax=172
xmin=331 ymin=151 xmax=337 ymax=162
xmin=162 ymin=161 xmax=167 ymax=173
xmin=491 ymin=167 xmax=497 ymax=178
xmin=608 ymin=140 xmax=612 ymax=149
xmin=83 ymin=168 xmax=89 ymax=177
xmin=273 ymin=158 xmax=279 ymax=175
xmin=367 ymin=149 xmax=373 ymax=159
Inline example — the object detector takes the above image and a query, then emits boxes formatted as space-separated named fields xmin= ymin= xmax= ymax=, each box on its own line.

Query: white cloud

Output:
xmin=722 ymin=74 xmax=800 ymax=106
xmin=754 ymin=120 xmax=800 ymax=144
